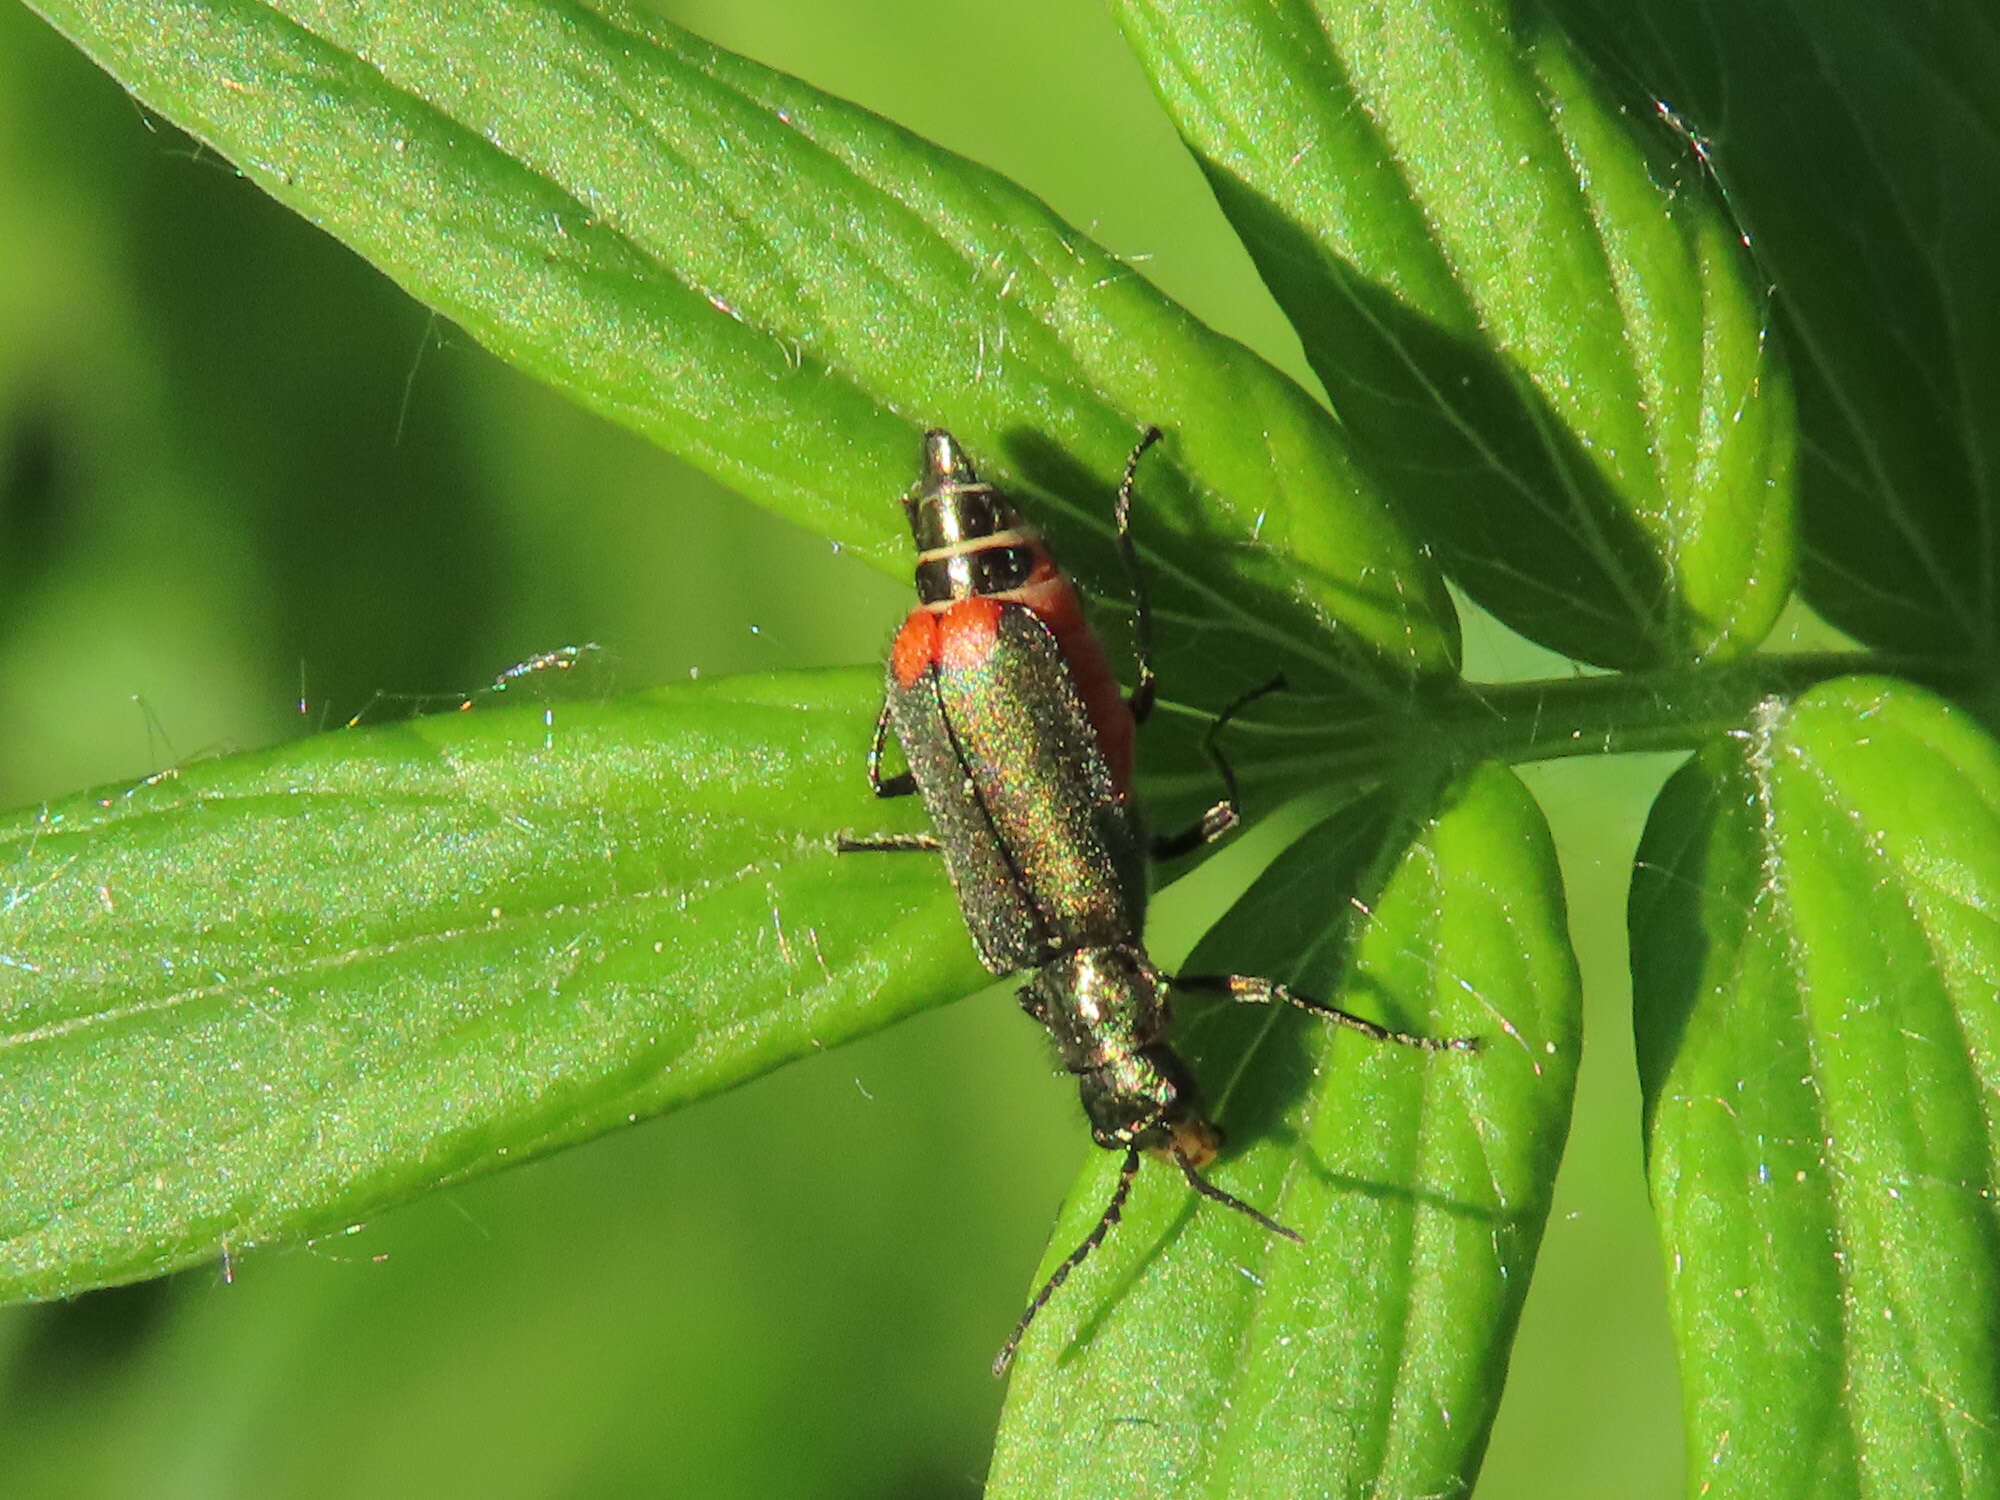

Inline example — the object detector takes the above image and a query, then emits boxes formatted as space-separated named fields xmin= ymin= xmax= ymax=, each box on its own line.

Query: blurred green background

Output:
xmin=0 ymin=1 xmax=1689 ymax=1492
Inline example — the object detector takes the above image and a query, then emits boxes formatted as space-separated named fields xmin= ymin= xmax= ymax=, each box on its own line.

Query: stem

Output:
xmin=1438 ymin=650 xmax=1950 ymax=766
xmin=1220 ymin=651 xmax=1981 ymax=797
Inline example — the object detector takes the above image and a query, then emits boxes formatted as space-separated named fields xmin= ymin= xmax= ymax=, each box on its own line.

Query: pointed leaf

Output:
xmin=23 ymin=0 xmax=1455 ymax=701
xmin=1114 ymin=0 xmax=1796 ymax=668
xmin=0 ymin=670 xmax=981 ymax=1302
xmin=990 ymin=762 xmax=1580 ymax=1497
xmin=1632 ymin=678 xmax=2000 ymax=1495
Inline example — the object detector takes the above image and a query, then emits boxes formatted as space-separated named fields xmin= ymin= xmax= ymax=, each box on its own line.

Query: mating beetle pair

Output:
xmin=840 ymin=430 xmax=1474 ymax=1374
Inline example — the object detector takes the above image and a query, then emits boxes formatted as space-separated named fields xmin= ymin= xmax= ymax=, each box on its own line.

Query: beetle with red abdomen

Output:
xmin=869 ymin=432 xmax=1148 ymax=974
xmin=840 ymin=428 xmax=1477 ymax=1375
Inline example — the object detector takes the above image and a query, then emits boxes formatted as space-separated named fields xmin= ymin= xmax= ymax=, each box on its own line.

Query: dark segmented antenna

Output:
xmin=1170 ymin=1146 xmax=1301 ymax=1243
xmin=992 ymin=1141 xmax=1314 ymax=1377
xmin=993 ymin=1146 xmax=1142 ymax=1377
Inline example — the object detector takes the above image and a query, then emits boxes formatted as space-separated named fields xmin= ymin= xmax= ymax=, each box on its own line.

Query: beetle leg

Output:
xmin=835 ymin=832 xmax=943 ymax=853
xmin=1114 ymin=427 xmax=1164 ymax=726
xmin=1017 ymin=982 xmax=1050 ymax=1025
xmin=1150 ymin=672 xmax=1288 ymax=861
xmin=1150 ymin=801 xmax=1239 ymax=862
xmin=865 ymin=697 xmax=918 ymax=798
xmin=1172 ymin=972 xmax=1481 ymax=1052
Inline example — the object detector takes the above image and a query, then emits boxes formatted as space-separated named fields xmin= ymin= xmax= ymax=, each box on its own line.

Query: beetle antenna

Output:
xmin=993 ymin=1146 xmax=1143 ymax=1377
xmin=1172 ymin=1148 xmax=1303 ymax=1244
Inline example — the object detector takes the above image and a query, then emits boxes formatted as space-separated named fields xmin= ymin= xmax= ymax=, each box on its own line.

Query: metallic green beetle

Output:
xmin=842 ymin=429 xmax=1475 ymax=1374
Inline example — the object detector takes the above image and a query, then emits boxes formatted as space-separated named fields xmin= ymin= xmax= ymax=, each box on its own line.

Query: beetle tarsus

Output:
xmin=1151 ymin=801 xmax=1240 ymax=861
xmin=1150 ymin=672 xmax=1289 ymax=860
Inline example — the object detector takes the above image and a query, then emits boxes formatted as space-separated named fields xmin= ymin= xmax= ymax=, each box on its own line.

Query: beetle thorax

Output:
xmin=1018 ymin=945 xmax=1219 ymax=1163
xmin=1030 ymin=944 xmax=1167 ymax=1068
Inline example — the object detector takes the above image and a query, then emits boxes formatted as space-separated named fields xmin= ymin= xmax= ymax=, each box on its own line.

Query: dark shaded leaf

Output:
xmin=1547 ymin=0 xmax=2000 ymax=659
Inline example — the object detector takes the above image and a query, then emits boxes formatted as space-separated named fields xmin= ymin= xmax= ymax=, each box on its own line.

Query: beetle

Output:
xmin=840 ymin=429 xmax=1475 ymax=1374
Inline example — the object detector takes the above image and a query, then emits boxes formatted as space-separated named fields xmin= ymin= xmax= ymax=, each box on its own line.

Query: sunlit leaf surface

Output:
xmin=0 ymin=670 xmax=979 ymax=1300
xmin=24 ymin=0 xmax=1456 ymax=706
xmin=1632 ymin=678 xmax=2000 ymax=1496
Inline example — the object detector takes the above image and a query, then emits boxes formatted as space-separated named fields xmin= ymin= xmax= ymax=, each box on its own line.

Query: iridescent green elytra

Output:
xmin=889 ymin=603 xmax=1146 ymax=972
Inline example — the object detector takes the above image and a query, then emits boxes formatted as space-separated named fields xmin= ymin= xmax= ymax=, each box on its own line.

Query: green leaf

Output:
xmin=1113 ymin=0 xmax=1796 ymax=669
xmin=23 ymin=0 xmax=1456 ymax=700
xmin=0 ymin=669 xmax=983 ymax=1301
xmin=1631 ymin=678 xmax=2000 ymax=1495
xmin=989 ymin=762 xmax=1580 ymax=1496
xmin=1546 ymin=0 xmax=2000 ymax=660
